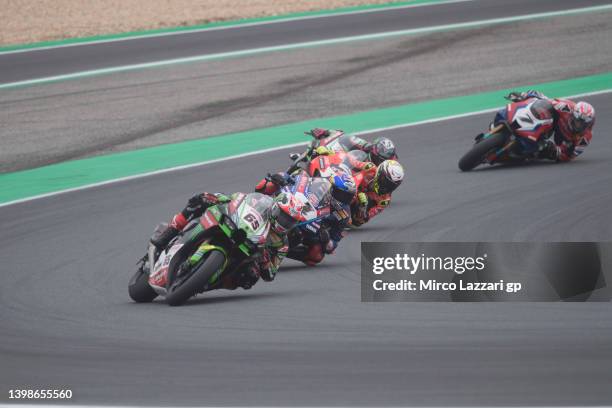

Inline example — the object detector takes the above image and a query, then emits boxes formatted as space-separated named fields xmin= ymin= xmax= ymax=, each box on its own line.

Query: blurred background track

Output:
xmin=1 ymin=0 xmax=611 ymax=172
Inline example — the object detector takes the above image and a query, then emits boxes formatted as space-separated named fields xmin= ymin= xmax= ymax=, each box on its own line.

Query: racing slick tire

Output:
xmin=128 ymin=262 xmax=158 ymax=303
xmin=165 ymin=250 xmax=226 ymax=306
xmin=458 ymin=132 xmax=507 ymax=172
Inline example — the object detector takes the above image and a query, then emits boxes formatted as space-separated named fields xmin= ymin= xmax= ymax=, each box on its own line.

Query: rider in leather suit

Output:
xmin=151 ymin=192 xmax=294 ymax=289
xmin=507 ymin=90 xmax=595 ymax=162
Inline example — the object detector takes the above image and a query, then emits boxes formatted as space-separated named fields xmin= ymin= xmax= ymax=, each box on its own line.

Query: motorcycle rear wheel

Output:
xmin=165 ymin=250 xmax=226 ymax=306
xmin=458 ymin=132 xmax=507 ymax=171
xmin=128 ymin=261 xmax=158 ymax=303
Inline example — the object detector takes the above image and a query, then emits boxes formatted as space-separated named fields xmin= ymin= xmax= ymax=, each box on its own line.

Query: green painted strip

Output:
xmin=0 ymin=72 xmax=610 ymax=205
xmin=0 ymin=0 xmax=460 ymax=53
xmin=2 ymin=4 xmax=611 ymax=90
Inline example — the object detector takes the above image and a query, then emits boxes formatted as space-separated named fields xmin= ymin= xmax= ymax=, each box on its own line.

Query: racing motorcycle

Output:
xmin=458 ymin=97 xmax=556 ymax=171
xmin=287 ymin=138 xmax=367 ymax=186
xmin=279 ymin=171 xmax=334 ymax=262
xmin=257 ymin=168 xmax=334 ymax=260
xmin=128 ymin=193 xmax=272 ymax=306
xmin=309 ymin=130 xmax=365 ymax=158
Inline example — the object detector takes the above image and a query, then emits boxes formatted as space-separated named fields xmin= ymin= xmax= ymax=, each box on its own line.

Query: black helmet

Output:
xmin=370 ymin=137 xmax=397 ymax=165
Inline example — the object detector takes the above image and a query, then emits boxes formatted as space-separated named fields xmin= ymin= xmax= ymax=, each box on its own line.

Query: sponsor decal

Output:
xmin=149 ymin=266 xmax=168 ymax=287
xmin=306 ymin=224 xmax=318 ymax=233
xmin=202 ymin=212 xmax=215 ymax=228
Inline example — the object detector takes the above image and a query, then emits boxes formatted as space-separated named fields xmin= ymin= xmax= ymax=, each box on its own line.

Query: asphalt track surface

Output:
xmin=1 ymin=93 xmax=611 ymax=406
xmin=1 ymin=0 xmax=611 ymax=84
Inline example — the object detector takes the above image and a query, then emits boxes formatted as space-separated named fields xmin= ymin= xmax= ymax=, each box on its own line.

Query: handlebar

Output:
xmin=286 ymin=139 xmax=319 ymax=174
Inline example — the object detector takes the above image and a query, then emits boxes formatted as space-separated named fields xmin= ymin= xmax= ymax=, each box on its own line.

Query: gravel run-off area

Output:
xmin=1 ymin=0 xmax=407 ymax=46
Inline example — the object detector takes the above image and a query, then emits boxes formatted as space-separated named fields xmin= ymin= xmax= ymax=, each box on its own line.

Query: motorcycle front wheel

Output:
xmin=458 ymin=132 xmax=507 ymax=172
xmin=128 ymin=260 xmax=158 ymax=303
xmin=165 ymin=250 xmax=226 ymax=306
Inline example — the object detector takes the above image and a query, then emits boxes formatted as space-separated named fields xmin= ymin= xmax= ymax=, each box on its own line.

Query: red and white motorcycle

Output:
xmin=458 ymin=96 xmax=556 ymax=171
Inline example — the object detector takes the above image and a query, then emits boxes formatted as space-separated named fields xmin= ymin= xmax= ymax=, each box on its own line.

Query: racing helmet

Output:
xmin=370 ymin=137 xmax=397 ymax=165
xmin=373 ymin=160 xmax=404 ymax=195
xmin=270 ymin=192 xmax=304 ymax=234
xmin=328 ymin=167 xmax=357 ymax=205
xmin=569 ymin=101 xmax=595 ymax=134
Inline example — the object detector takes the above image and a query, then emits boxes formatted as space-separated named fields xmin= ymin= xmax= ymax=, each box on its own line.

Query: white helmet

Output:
xmin=569 ymin=101 xmax=595 ymax=133
xmin=373 ymin=160 xmax=404 ymax=195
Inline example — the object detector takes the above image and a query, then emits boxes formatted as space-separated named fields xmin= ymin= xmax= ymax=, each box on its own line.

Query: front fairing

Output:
xmin=284 ymin=174 xmax=330 ymax=218
xmin=344 ymin=150 xmax=368 ymax=167
xmin=228 ymin=193 xmax=272 ymax=247
xmin=505 ymin=100 xmax=554 ymax=139
xmin=149 ymin=242 xmax=184 ymax=294
xmin=278 ymin=173 xmax=329 ymax=235
xmin=494 ymin=99 xmax=554 ymax=156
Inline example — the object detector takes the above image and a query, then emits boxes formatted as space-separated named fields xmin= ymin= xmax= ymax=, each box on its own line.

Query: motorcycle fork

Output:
xmin=189 ymin=242 xmax=229 ymax=285
xmin=486 ymin=139 xmax=516 ymax=163
xmin=481 ymin=123 xmax=514 ymax=163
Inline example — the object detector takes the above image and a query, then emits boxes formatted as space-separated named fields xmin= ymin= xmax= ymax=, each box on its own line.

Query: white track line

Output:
xmin=0 ymin=0 xmax=475 ymax=56
xmin=1 ymin=4 xmax=611 ymax=89
xmin=1 ymin=88 xmax=609 ymax=209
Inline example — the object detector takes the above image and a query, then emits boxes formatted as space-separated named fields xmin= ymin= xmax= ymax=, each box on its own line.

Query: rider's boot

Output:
xmin=255 ymin=178 xmax=278 ymax=195
xmin=222 ymin=266 xmax=258 ymax=290
xmin=151 ymin=225 xmax=180 ymax=250
xmin=151 ymin=213 xmax=189 ymax=250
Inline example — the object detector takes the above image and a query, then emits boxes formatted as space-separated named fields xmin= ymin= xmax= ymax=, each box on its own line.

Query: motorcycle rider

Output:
xmin=151 ymin=191 xmax=302 ymax=290
xmin=255 ymin=167 xmax=357 ymax=265
xmin=352 ymin=160 xmax=404 ymax=227
xmin=299 ymin=146 xmax=404 ymax=228
xmin=506 ymin=90 xmax=595 ymax=162
xmin=308 ymin=128 xmax=398 ymax=165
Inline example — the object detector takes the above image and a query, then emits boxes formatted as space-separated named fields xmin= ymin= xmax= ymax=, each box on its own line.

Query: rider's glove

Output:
xmin=357 ymin=192 xmax=368 ymax=207
xmin=539 ymin=140 xmax=560 ymax=161
xmin=505 ymin=92 xmax=524 ymax=102
xmin=186 ymin=193 xmax=205 ymax=211
xmin=308 ymin=128 xmax=330 ymax=139
xmin=363 ymin=162 xmax=375 ymax=170
xmin=522 ymin=90 xmax=545 ymax=100
xmin=325 ymin=240 xmax=338 ymax=254
xmin=315 ymin=146 xmax=334 ymax=156
xmin=506 ymin=90 xmax=545 ymax=102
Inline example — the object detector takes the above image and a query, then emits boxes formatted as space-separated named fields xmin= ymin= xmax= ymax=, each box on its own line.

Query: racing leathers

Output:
xmin=298 ymin=146 xmax=390 ymax=228
xmin=350 ymin=165 xmax=392 ymax=227
xmin=508 ymin=91 xmax=594 ymax=162
xmin=151 ymin=192 xmax=288 ymax=290
xmin=255 ymin=173 xmax=351 ymax=265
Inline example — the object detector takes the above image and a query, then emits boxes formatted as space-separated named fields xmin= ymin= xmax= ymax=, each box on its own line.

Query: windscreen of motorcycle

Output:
xmin=343 ymin=150 xmax=369 ymax=170
xmin=306 ymin=178 xmax=332 ymax=207
xmin=511 ymin=99 xmax=555 ymax=136
xmin=231 ymin=193 xmax=272 ymax=245
xmin=325 ymin=134 xmax=355 ymax=152
xmin=529 ymin=99 xmax=554 ymax=120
